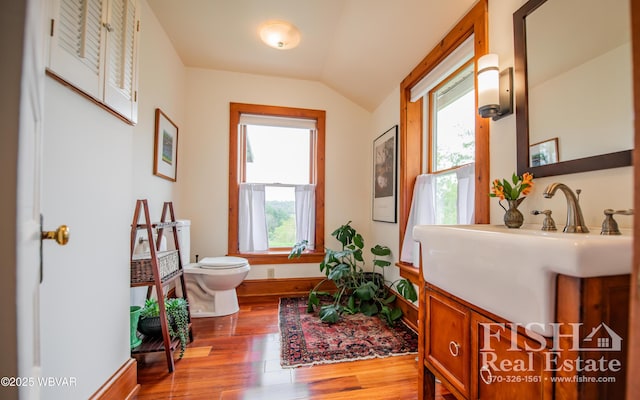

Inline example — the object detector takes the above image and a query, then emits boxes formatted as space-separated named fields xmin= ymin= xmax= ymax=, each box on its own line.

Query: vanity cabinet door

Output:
xmin=471 ymin=312 xmax=553 ymax=400
xmin=425 ymin=290 xmax=470 ymax=398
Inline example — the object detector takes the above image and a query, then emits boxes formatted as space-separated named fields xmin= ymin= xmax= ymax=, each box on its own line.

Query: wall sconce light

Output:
xmin=259 ymin=21 xmax=301 ymax=50
xmin=477 ymin=54 xmax=513 ymax=120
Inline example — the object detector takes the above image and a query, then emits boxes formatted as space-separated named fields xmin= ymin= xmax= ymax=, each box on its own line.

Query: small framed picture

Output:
xmin=153 ymin=109 xmax=179 ymax=181
xmin=530 ymin=137 xmax=558 ymax=167
xmin=373 ymin=125 xmax=397 ymax=223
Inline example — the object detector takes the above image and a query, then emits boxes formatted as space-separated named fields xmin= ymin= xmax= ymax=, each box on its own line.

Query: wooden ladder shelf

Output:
xmin=129 ymin=199 xmax=192 ymax=372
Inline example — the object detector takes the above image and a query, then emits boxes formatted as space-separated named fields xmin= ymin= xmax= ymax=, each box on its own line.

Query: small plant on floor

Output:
xmin=289 ymin=221 xmax=417 ymax=325
xmin=140 ymin=297 xmax=190 ymax=358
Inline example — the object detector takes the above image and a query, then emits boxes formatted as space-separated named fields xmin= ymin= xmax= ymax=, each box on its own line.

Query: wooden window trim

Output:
xmin=228 ymin=102 xmax=325 ymax=265
xmin=397 ymin=0 xmax=489 ymax=283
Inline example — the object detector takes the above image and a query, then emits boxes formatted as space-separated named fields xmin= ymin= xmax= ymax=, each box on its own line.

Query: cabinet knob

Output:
xmin=41 ymin=225 xmax=70 ymax=246
xmin=448 ymin=341 xmax=461 ymax=357
xmin=480 ymin=365 xmax=493 ymax=385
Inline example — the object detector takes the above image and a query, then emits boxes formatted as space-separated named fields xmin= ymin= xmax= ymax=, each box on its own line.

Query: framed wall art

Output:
xmin=373 ymin=125 xmax=397 ymax=223
xmin=153 ymin=108 xmax=179 ymax=181
xmin=529 ymin=137 xmax=558 ymax=167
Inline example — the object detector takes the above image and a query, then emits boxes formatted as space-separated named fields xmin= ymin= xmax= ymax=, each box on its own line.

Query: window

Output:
xmin=429 ymin=62 xmax=475 ymax=224
xmin=398 ymin=0 xmax=489 ymax=282
xmin=229 ymin=103 xmax=325 ymax=264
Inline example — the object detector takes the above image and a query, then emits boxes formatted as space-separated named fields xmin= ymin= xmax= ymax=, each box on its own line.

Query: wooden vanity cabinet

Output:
xmin=554 ymin=274 xmax=629 ymax=400
xmin=471 ymin=312 xmax=553 ymax=400
xmin=423 ymin=287 xmax=552 ymax=400
xmin=425 ymin=291 xmax=471 ymax=398
xmin=421 ymin=274 xmax=630 ymax=400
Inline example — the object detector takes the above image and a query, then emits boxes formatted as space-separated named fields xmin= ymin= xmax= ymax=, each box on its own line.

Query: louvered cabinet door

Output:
xmin=48 ymin=0 xmax=106 ymax=100
xmin=104 ymin=0 xmax=139 ymax=123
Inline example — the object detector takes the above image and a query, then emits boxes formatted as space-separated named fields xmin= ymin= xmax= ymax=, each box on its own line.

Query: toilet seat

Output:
xmin=198 ymin=256 xmax=249 ymax=269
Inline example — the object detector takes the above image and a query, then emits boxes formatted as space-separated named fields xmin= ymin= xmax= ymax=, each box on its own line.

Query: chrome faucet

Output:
xmin=542 ymin=183 xmax=589 ymax=233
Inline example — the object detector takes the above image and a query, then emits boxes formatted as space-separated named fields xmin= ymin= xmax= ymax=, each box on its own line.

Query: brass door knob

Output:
xmin=41 ymin=225 xmax=70 ymax=245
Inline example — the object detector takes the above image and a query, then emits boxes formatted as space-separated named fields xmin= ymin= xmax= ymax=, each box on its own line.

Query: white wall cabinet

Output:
xmin=47 ymin=0 xmax=139 ymax=123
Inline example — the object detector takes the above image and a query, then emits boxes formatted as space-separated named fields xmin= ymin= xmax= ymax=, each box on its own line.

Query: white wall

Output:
xmin=39 ymin=0 xmax=186 ymax=398
xmin=130 ymin=0 xmax=187 ymax=306
xmin=132 ymin=0 xmax=186 ymax=211
xmin=370 ymin=87 xmax=403 ymax=284
xmin=179 ymin=68 xmax=371 ymax=279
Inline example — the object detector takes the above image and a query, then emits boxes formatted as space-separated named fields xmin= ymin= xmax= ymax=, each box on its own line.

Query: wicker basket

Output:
xmin=131 ymin=250 xmax=179 ymax=284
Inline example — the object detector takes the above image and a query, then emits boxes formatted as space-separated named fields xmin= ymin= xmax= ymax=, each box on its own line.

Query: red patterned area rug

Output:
xmin=279 ymin=297 xmax=418 ymax=368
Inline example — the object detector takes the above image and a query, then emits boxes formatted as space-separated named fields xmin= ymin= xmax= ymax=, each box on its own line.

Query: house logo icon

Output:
xmin=579 ymin=323 xmax=622 ymax=352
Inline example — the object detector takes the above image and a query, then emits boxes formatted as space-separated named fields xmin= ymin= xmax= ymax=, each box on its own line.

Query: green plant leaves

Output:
xmin=355 ymin=281 xmax=378 ymax=301
xmin=373 ymin=259 xmax=391 ymax=268
xmin=319 ymin=304 xmax=341 ymax=323
xmin=353 ymin=248 xmax=364 ymax=262
xmin=344 ymin=295 xmax=358 ymax=314
xmin=332 ymin=221 xmax=356 ymax=247
xmin=353 ymin=233 xmax=364 ymax=249
xmin=141 ymin=297 xmax=190 ymax=358
xmin=360 ymin=301 xmax=379 ymax=316
xmin=371 ymin=244 xmax=391 ymax=256
xmin=140 ymin=298 xmax=160 ymax=318
xmin=328 ymin=263 xmax=351 ymax=281
xmin=380 ymin=305 xmax=403 ymax=325
xmin=397 ymin=279 xmax=418 ymax=302
xmin=292 ymin=221 xmax=413 ymax=326
xmin=307 ymin=292 xmax=320 ymax=312
xmin=288 ymin=240 xmax=308 ymax=259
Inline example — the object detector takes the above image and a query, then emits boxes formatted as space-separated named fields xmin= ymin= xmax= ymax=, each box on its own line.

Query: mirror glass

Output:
xmin=514 ymin=0 xmax=633 ymax=177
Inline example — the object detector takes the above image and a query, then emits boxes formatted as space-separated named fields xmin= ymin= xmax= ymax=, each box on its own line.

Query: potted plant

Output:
xmin=138 ymin=297 xmax=190 ymax=358
xmin=289 ymin=221 xmax=417 ymax=325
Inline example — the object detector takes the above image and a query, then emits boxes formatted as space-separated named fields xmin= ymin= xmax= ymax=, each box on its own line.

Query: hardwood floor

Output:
xmin=135 ymin=299 xmax=454 ymax=399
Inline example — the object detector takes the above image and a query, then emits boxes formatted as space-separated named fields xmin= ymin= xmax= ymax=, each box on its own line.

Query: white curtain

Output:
xmin=295 ymin=184 xmax=316 ymax=250
xmin=400 ymin=174 xmax=436 ymax=264
xmin=238 ymin=183 xmax=268 ymax=252
xmin=456 ymin=163 xmax=476 ymax=224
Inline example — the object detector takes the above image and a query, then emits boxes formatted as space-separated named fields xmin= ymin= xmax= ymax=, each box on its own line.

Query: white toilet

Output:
xmin=171 ymin=220 xmax=251 ymax=317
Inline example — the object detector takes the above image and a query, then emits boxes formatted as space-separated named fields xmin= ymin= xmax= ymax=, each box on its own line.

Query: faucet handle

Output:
xmin=601 ymin=209 xmax=634 ymax=235
xmin=531 ymin=210 xmax=557 ymax=231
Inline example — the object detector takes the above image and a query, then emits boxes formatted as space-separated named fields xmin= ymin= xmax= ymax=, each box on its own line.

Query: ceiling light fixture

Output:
xmin=259 ymin=20 xmax=301 ymax=50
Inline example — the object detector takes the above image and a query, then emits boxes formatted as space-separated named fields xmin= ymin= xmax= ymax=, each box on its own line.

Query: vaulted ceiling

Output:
xmin=146 ymin=0 xmax=476 ymax=111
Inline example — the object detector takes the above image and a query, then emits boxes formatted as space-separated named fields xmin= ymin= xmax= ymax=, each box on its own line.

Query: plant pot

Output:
xmin=130 ymin=306 xmax=142 ymax=349
xmin=137 ymin=316 xmax=161 ymax=338
xmin=362 ymin=272 xmax=387 ymax=295
xmin=137 ymin=316 xmax=173 ymax=338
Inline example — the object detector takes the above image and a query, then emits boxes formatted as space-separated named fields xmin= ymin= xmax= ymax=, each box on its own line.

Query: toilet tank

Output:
xmin=168 ymin=219 xmax=191 ymax=265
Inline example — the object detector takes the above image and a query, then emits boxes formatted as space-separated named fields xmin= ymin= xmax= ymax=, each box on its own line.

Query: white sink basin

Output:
xmin=413 ymin=224 xmax=632 ymax=336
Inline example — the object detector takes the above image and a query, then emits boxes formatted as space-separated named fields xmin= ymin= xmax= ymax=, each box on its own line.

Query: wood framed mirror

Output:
xmin=513 ymin=0 xmax=633 ymax=178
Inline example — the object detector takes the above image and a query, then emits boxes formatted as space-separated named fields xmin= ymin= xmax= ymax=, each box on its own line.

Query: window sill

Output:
xmin=397 ymin=261 xmax=420 ymax=285
xmin=228 ymin=250 xmax=325 ymax=265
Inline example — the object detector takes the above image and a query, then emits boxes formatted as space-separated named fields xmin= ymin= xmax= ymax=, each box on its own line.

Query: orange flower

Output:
xmin=489 ymin=172 xmax=534 ymax=201
xmin=490 ymin=179 xmax=505 ymax=200
xmin=521 ymin=172 xmax=534 ymax=195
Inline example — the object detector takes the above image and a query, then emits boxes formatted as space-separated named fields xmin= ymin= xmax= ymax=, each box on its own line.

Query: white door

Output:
xmin=16 ymin=0 xmax=46 ymax=398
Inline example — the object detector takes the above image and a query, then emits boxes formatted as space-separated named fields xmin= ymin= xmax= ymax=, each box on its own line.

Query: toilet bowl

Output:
xmin=183 ymin=257 xmax=251 ymax=317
